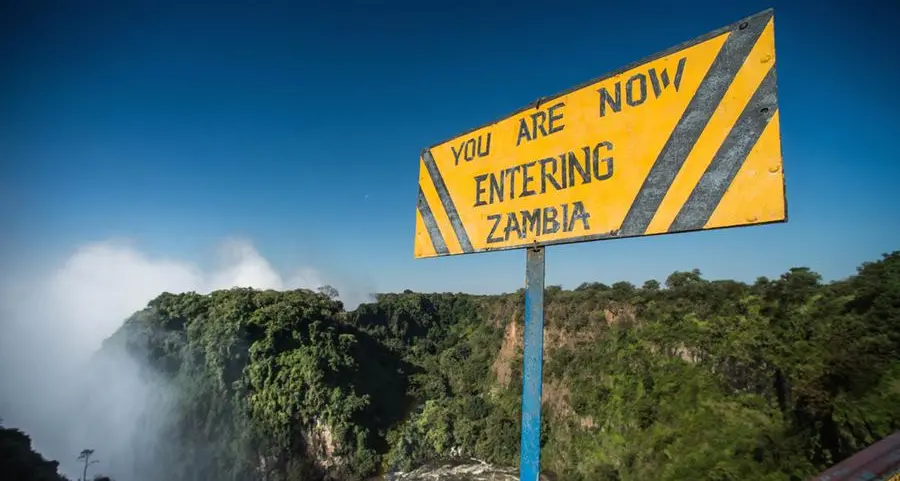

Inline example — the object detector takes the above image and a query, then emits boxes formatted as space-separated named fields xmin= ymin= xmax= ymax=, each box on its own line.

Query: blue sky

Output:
xmin=2 ymin=0 xmax=899 ymax=296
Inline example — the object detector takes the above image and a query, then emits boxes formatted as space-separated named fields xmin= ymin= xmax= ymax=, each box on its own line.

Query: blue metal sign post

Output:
xmin=519 ymin=246 xmax=545 ymax=481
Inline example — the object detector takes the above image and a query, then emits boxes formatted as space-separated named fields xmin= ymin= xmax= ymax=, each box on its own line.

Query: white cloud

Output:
xmin=207 ymin=238 xmax=292 ymax=291
xmin=0 ymin=237 xmax=374 ymax=480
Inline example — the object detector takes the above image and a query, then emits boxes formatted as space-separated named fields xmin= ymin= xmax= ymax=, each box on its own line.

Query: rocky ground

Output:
xmin=380 ymin=461 xmax=554 ymax=481
xmin=384 ymin=462 xmax=516 ymax=481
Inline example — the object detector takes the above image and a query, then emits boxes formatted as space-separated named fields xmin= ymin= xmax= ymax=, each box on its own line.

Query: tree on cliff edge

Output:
xmin=77 ymin=449 xmax=98 ymax=481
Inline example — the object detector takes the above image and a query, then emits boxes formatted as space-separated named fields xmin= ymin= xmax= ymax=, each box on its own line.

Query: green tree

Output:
xmin=78 ymin=252 xmax=900 ymax=480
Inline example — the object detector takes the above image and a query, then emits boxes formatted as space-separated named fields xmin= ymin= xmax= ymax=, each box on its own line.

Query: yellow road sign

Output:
xmin=414 ymin=9 xmax=785 ymax=259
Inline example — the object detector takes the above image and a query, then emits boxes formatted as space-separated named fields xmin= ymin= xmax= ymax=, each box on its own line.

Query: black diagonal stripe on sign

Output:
xmin=417 ymin=186 xmax=450 ymax=256
xmin=617 ymin=11 xmax=772 ymax=237
xmin=421 ymin=149 xmax=474 ymax=253
xmin=668 ymin=65 xmax=778 ymax=232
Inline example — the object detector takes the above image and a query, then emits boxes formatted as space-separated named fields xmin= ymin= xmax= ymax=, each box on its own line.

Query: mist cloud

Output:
xmin=0 ymin=238 xmax=374 ymax=479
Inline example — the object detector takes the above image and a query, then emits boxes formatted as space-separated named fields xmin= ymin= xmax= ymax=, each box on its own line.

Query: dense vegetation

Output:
xmin=0 ymin=421 xmax=68 ymax=481
xmin=5 ymin=252 xmax=900 ymax=481
xmin=0 ymin=422 xmax=114 ymax=481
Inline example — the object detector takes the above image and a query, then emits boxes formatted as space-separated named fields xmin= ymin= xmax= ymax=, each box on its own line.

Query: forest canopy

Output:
xmin=3 ymin=252 xmax=899 ymax=481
